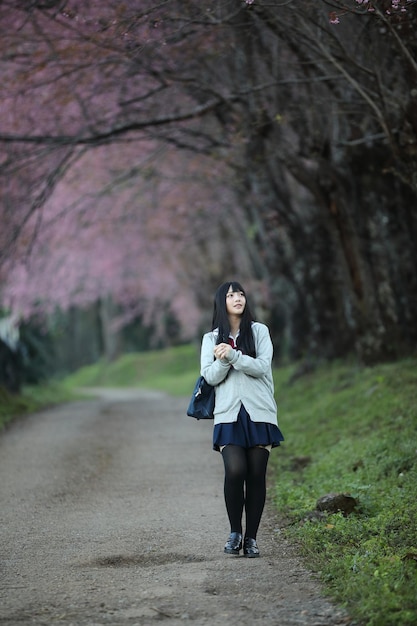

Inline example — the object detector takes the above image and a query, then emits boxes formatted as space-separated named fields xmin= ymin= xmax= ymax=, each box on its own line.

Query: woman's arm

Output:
xmin=200 ymin=333 xmax=231 ymax=386
xmin=224 ymin=324 xmax=273 ymax=378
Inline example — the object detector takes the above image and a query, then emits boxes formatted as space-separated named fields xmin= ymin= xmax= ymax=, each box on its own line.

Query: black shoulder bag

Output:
xmin=187 ymin=376 xmax=215 ymax=420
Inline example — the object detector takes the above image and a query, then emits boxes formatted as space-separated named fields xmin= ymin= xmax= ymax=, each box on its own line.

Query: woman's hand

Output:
xmin=214 ymin=343 xmax=232 ymax=360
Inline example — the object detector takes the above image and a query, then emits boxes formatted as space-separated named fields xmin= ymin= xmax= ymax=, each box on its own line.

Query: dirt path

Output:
xmin=0 ymin=389 xmax=352 ymax=626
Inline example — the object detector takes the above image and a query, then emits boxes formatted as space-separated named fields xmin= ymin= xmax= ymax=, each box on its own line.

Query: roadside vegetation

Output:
xmin=64 ymin=343 xmax=199 ymax=396
xmin=0 ymin=383 xmax=76 ymax=431
xmin=1 ymin=346 xmax=416 ymax=625
xmin=272 ymin=358 xmax=417 ymax=626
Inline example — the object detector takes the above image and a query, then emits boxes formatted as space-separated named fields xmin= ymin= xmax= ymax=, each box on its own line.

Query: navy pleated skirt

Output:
xmin=213 ymin=404 xmax=284 ymax=451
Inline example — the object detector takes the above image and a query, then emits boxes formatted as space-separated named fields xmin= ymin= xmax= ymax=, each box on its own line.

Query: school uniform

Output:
xmin=200 ymin=322 xmax=284 ymax=451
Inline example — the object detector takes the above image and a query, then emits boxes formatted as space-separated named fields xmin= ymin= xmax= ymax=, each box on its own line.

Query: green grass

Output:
xmin=64 ymin=343 xmax=200 ymax=395
xmin=3 ymin=346 xmax=417 ymax=624
xmin=0 ymin=383 xmax=77 ymax=430
xmin=1 ymin=344 xmax=199 ymax=430
xmin=271 ymin=358 xmax=417 ymax=626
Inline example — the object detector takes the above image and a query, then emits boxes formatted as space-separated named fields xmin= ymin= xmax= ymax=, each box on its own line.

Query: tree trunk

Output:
xmin=98 ymin=297 xmax=120 ymax=362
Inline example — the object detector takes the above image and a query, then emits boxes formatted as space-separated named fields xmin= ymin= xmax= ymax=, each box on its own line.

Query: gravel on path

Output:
xmin=0 ymin=389 xmax=353 ymax=626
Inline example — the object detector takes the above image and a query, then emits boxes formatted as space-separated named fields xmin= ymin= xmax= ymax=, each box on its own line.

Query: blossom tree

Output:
xmin=0 ymin=1 xmax=256 ymax=348
xmin=1 ymin=0 xmax=417 ymax=363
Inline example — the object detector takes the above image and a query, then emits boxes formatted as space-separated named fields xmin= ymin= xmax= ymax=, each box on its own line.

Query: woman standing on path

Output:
xmin=200 ymin=281 xmax=284 ymax=558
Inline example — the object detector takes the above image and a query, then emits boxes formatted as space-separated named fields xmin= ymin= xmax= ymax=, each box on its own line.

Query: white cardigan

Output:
xmin=200 ymin=322 xmax=278 ymax=426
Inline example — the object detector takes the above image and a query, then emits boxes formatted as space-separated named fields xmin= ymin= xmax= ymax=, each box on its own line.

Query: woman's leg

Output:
xmin=244 ymin=446 xmax=270 ymax=539
xmin=221 ymin=445 xmax=247 ymax=533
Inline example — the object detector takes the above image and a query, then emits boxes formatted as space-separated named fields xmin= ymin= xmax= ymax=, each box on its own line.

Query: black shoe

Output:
xmin=243 ymin=537 xmax=260 ymax=558
xmin=224 ymin=532 xmax=243 ymax=555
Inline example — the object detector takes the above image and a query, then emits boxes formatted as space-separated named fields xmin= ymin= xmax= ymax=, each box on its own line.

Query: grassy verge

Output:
xmin=271 ymin=358 xmax=417 ymax=626
xmin=64 ymin=343 xmax=200 ymax=396
xmin=0 ymin=383 xmax=77 ymax=431
xmin=1 ymin=344 xmax=199 ymax=431
xmin=0 ymin=345 xmax=199 ymax=430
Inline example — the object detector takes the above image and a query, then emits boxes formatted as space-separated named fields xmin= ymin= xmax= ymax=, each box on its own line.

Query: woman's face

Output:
xmin=225 ymin=285 xmax=246 ymax=317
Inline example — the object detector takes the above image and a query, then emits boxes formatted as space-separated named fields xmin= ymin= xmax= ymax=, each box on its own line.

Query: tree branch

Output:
xmin=0 ymin=98 xmax=225 ymax=146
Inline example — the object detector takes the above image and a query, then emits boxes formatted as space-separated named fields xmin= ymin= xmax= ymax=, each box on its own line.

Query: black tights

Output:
xmin=221 ymin=445 xmax=269 ymax=540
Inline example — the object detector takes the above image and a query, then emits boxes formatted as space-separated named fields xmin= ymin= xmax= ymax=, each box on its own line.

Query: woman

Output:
xmin=200 ymin=281 xmax=284 ymax=558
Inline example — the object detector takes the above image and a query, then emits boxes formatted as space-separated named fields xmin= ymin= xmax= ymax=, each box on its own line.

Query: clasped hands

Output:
xmin=214 ymin=342 xmax=233 ymax=361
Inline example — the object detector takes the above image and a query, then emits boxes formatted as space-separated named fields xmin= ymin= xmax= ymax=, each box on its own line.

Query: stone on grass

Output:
xmin=316 ymin=492 xmax=357 ymax=516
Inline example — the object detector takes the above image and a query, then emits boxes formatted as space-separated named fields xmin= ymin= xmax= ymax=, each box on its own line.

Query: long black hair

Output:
xmin=211 ymin=281 xmax=256 ymax=357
